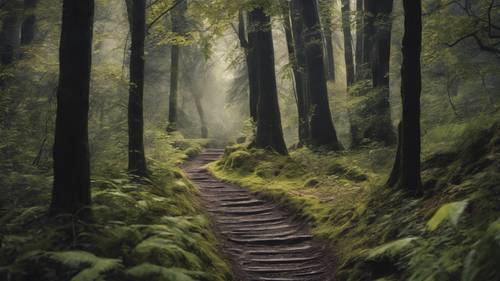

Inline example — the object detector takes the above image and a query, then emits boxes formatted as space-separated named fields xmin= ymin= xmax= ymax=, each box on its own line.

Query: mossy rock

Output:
xmin=184 ymin=147 xmax=201 ymax=159
xmin=223 ymin=150 xmax=254 ymax=171
xmin=327 ymin=162 xmax=368 ymax=182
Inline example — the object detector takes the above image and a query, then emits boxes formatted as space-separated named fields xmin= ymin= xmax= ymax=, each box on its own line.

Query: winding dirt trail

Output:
xmin=183 ymin=149 xmax=335 ymax=281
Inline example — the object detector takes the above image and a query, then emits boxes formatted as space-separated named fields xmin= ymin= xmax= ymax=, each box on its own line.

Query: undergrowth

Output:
xmin=0 ymin=130 xmax=231 ymax=281
xmin=209 ymin=120 xmax=500 ymax=281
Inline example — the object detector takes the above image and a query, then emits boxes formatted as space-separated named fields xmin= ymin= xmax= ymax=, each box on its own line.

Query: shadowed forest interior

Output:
xmin=0 ymin=0 xmax=499 ymax=280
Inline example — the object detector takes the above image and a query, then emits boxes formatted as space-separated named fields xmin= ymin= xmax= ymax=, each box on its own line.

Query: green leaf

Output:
xmin=366 ymin=237 xmax=419 ymax=260
xmin=427 ymin=201 xmax=468 ymax=231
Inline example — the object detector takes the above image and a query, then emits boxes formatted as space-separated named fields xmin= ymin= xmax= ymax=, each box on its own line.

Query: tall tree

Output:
xmin=354 ymin=0 xmax=364 ymax=79
xmin=280 ymin=0 xmax=308 ymax=145
xmin=299 ymin=0 xmax=342 ymax=149
xmin=248 ymin=7 xmax=288 ymax=155
xmin=350 ymin=0 xmax=396 ymax=147
xmin=167 ymin=0 xmax=188 ymax=131
xmin=51 ymin=0 xmax=94 ymax=214
xmin=235 ymin=11 xmax=258 ymax=121
xmin=127 ymin=0 xmax=147 ymax=177
xmin=289 ymin=0 xmax=310 ymax=145
xmin=341 ymin=0 xmax=355 ymax=86
xmin=318 ymin=0 xmax=335 ymax=81
xmin=21 ymin=0 xmax=37 ymax=45
xmin=387 ymin=0 xmax=422 ymax=194
xmin=0 ymin=0 xmax=22 ymax=65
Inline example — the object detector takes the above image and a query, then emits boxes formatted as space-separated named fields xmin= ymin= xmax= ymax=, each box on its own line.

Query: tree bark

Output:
xmin=299 ymin=0 xmax=342 ymax=150
xmin=127 ymin=0 xmax=147 ymax=177
xmin=389 ymin=0 xmax=423 ymax=194
xmin=318 ymin=0 xmax=335 ymax=81
xmin=351 ymin=0 xmax=396 ymax=148
xmin=341 ymin=0 xmax=355 ymax=86
xmin=51 ymin=0 xmax=94 ymax=215
xmin=248 ymin=7 xmax=288 ymax=155
xmin=168 ymin=45 xmax=179 ymax=130
xmin=236 ymin=12 xmax=258 ymax=121
xmin=21 ymin=0 xmax=37 ymax=45
xmin=0 ymin=0 xmax=22 ymax=65
xmin=367 ymin=0 xmax=396 ymax=146
xmin=290 ymin=0 xmax=310 ymax=145
xmin=167 ymin=0 xmax=187 ymax=131
xmin=354 ymin=0 xmax=364 ymax=79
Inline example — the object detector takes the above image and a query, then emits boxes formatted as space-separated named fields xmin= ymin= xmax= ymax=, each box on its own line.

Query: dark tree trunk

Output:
xmin=362 ymin=0 xmax=375 ymax=69
xmin=168 ymin=45 xmax=179 ymax=130
xmin=248 ymin=7 xmax=288 ymax=155
xmin=290 ymin=0 xmax=310 ymax=145
xmin=319 ymin=0 xmax=335 ymax=81
xmin=350 ymin=0 xmax=396 ymax=148
xmin=388 ymin=0 xmax=422 ymax=194
xmin=281 ymin=0 xmax=308 ymax=145
xmin=366 ymin=0 xmax=396 ymax=146
xmin=51 ymin=0 xmax=94 ymax=215
xmin=354 ymin=0 xmax=364 ymax=79
xmin=0 ymin=0 xmax=22 ymax=65
xmin=21 ymin=0 xmax=37 ymax=45
xmin=299 ymin=0 xmax=342 ymax=150
xmin=167 ymin=0 xmax=187 ymax=131
xmin=341 ymin=0 xmax=355 ymax=86
xmin=237 ymin=12 xmax=258 ymax=121
xmin=127 ymin=0 xmax=147 ymax=177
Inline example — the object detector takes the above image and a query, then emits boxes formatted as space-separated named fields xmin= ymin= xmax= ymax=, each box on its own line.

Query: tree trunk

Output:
xmin=318 ymin=0 xmax=335 ymax=81
xmin=355 ymin=0 xmax=364 ymax=79
xmin=127 ymin=0 xmax=147 ymax=177
xmin=389 ymin=0 xmax=422 ymax=194
xmin=362 ymin=0 xmax=375 ymax=72
xmin=248 ymin=7 xmax=288 ymax=155
xmin=299 ymin=0 xmax=342 ymax=150
xmin=167 ymin=0 xmax=187 ymax=131
xmin=290 ymin=0 xmax=310 ymax=145
xmin=21 ymin=0 xmax=37 ymax=45
xmin=351 ymin=0 xmax=396 ymax=148
xmin=0 ymin=0 xmax=22 ymax=65
xmin=192 ymin=91 xmax=208 ymax=138
xmin=237 ymin=12 xmax=258 ymax=121
xmin=168 ymin=45 xmax=179 ymax=130
xmin=51 ymin=0 xmax=94 ymax=215
xmin=366 ymin=0 xmax=396 ymax=146
xmin=341 ymin=0 xmax=355 ymax=86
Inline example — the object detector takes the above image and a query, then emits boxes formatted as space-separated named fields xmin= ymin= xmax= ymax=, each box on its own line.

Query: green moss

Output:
xmin=8 ymin=251 xmax=123 ymax=281
xmin=208 ymin=122 xmax=500 ymax=280
xmin=0 ymin=133 xmax=231 ymax=281
xmin=125 ymin=263 xmax=195 ymax=281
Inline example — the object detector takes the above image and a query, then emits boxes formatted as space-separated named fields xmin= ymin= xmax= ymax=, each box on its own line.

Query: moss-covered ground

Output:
xmin=209 ymin=119 xmax=500 ymax=281
xmin=0 ymin=131 xmax=231 ymax=281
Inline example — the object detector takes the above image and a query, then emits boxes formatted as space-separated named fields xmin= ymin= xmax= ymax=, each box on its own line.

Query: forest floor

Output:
xmin=208 ymin=119 xmax=500 ymax=281
xmin=183 ymin=149 xmax=336 ymax=281
xmin=0 ymin=133 xmax=232 ymax=281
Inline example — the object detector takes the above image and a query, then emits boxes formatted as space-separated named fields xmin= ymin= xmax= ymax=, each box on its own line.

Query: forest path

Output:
xmin=182 ymin=149 xmax=335 ymax=281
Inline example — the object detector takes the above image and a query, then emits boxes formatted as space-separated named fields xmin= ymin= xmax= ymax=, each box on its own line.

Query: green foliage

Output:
xmin=365 ymin=238 xmax=420 ymax=261
xmin=427 ymin=201 xmax=468 ymax=231
xmin=462 ymin=220 xmax=500 ymax=281
xmin=210 ymin=122 xmax=500 ymax=280
xmin=125 ymin=263 xmax=195 ymax=281
xmin=8 ymin=251 xmax=123 ymax=281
